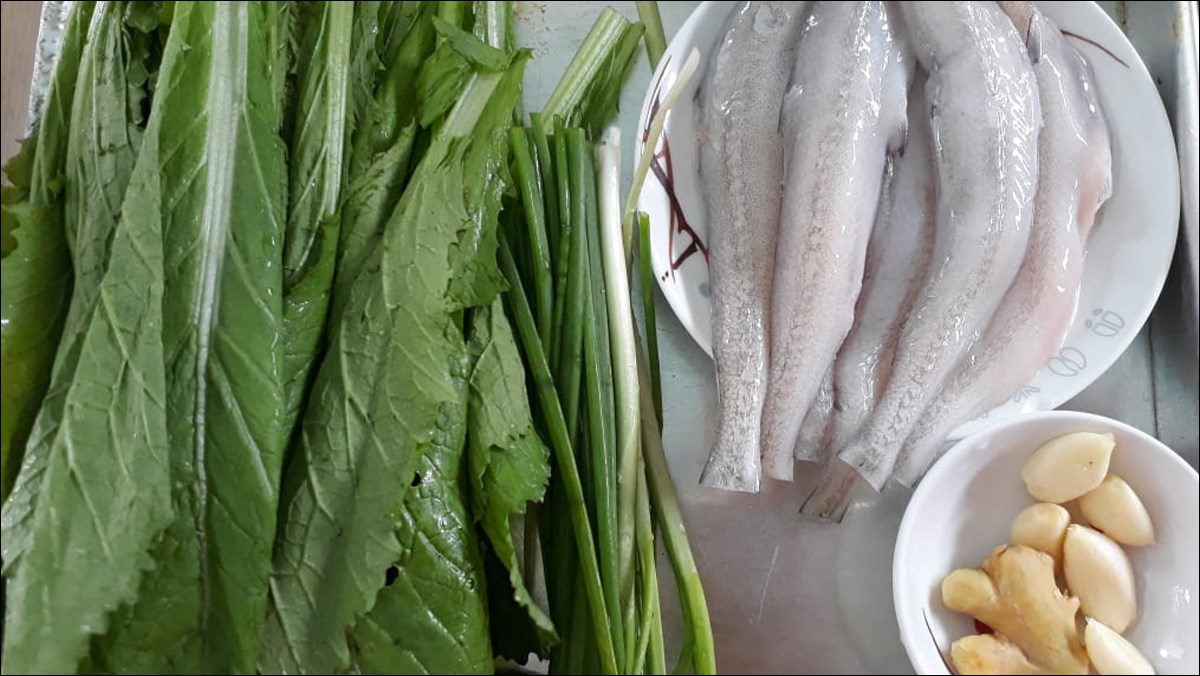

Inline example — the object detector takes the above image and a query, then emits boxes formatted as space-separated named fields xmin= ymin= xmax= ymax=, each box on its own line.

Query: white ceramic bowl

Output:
xmin=893 ymin=411 xmax=1199 ymax=674
xmin=634 ymin=1 xmax=1181 ymax=440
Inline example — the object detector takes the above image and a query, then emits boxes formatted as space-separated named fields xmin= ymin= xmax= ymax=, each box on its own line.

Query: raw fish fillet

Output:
xmin=759 ymin=0 xmax=909 ymax=482
xmin=893 ymin=4 xmax=1112 ymax=485
xmin=828 ymin=73 xmax=936 ymax=453
xmin=699 ymin=1 xmax=807 ymax=492
xmin=793 ymin=366 xmax=834 ymax=463
xmin=810 ymin=0 xmax=1041 ymax=519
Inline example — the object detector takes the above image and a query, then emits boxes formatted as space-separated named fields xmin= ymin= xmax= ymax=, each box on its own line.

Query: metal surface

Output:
xmin=15 ymin=2 xmax=1198 ymax=674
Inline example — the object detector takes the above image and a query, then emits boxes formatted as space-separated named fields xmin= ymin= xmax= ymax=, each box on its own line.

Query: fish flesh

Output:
xmin=827 ymin=73 xmax=936 ymax=453
xmin=759 ymin=0 xmax=909 ymax=482
xmin=893 ymin=3 xmax=1112 ymax=486
xmin=834 ymin=0 xmax=1041 ymax=495
xmin=699 ymin=1 xmax=806 ymax=492
xmin=793 ymin=366 xmax=834 ymax=463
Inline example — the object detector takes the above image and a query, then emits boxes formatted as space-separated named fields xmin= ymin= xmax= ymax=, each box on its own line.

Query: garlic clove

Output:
xmin=1078 ymin=475 xmax=1155 ymax=547
xmin=1011 ymin=502 xmax=1071 ymax=560
xmin=1062 ymin=525 xmax=1137 ymax=633
xmin=1021 ymin=432 xmax=1114 ymax=503
xmin=1084 ymin=618 xmax=1155 ymax=674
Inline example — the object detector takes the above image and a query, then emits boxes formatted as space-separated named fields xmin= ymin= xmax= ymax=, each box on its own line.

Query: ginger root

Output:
xmin=941 ymin=545 xmax=1088 ymax=674
xmin=950 ymin=634 xmax=1049 ymax=675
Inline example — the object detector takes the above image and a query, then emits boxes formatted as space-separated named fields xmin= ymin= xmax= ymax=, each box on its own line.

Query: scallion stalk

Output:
xmin=583 ymin=144 xmax=625 ymax=668
xmin=549 ymin=120 xmax=572 ymax=367
xmin=637 ymin=349 xmax=715 ymax=675
xmin=636 ymin=2 xmax=668 ymax=67
xmin=638 ymin=211 xmax=663 ymax=425
xmin=530 ymin=113 xmax=561 ymax=270
xmin=498 ymin=235 xmax=619 ymax=675
xmin=508 ymin=127 xmax=553 ymax=344
xmin=594 ymin=127 xmax=642 ymax=645
xmin=631 ymin=453 xmax=663 ymax=674
xmin=558 ymin=129 xmax=591 ymax=447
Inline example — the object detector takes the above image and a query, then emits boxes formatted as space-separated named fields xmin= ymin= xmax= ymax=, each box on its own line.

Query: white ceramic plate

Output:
xmin=893 ymin=410 xmax=1200 ymax=674
xmin=634 ymin=1 xmax=1181 ymax=440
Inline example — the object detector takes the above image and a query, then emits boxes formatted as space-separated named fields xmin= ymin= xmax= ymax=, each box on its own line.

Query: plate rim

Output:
xmin=633 ymin=0 xmax=1181 ymax=438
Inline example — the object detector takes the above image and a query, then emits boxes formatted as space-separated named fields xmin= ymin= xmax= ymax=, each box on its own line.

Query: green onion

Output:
xmin=508 ymin=127 xmax=553 ymax=344
xmin=583 ymin=145 xmax=625 ymax=668
xmin=637 ymin=350 xmax=715 ymax=675
xmin=530 ymin=113 xmax=561 ymax=270
xmin=638 ymin=211 xmax=663 ymax=424
xmin=631 ymin=455 xmax=663 ymax=674
xmin=498 ymin=234 xmax=619 ymax=675
xmin=594 ymin=128 xmax=642 ymax=653
xmin=549 ymin=120 xmax=572 ymax=367
xmin=558 ymin=128 xmax=591 ymax=447
xmin=636 ymin=2 xmax=668 ymax=67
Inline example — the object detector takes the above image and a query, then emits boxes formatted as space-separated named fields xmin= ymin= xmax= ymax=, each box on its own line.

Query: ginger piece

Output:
xmin=941 ymin=545 xmax=1088 ymax=674
xmin=951 ymin=634 xmax=1050 ymax=675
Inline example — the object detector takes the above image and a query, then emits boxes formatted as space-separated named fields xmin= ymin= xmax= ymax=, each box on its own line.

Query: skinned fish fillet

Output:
xmin=793 ymin=366 xmax=834 ymax=463
xmin=699 ymin=1 xmax=807 ymax=492
xmin=893 ymin=4 xmax=1112 ymax=486
xmin=824 ymin=0 xmax=1040 ymax=509
xmin=827 ymin=73 xmax=936 ymax=453
xmin=759 ymin=0 xmax=909 ymax=482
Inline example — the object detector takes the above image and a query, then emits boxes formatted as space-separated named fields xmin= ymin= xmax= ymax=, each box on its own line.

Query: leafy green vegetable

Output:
xmin=1 ymin=3 xmax=172 ymax=671
xmin=3 ymin=0 xmax=150 ymax=574
xmin=415 ymin=17 xmax=507 ymax=129
xmin=0 ymin=5 xmax=710 ymax=675
xmin=260 ymin=36 xmax=526 ymax=673
xmin=282 ymin=2 xmax=353 ymax=283
xmin=541 ymin=8 xmax=645 ymax=138
xmin=93 ymin=4 xmax=289 ymax=673
xmin=280 ymin=1 xmax=356 ymax=439
xmin=466 ymin=301 xmax=555 ymax=658
xmin=374 ymin=1 xmax=423 ymax=68
xmin=0 ymin=0 xmax=94 ymax=504
xmin=347 ymin=345 xmax=491 ymax=675
xmin=331 ymin=4 xmax=437 ymax=320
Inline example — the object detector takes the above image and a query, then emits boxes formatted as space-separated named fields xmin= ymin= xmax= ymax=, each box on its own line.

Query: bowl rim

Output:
xmin=892 ymin=409 xmax=1199 ymax=673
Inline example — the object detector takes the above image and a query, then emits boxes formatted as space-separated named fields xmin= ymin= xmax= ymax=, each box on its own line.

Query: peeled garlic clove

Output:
xmin=1078 ymin=475 xmax=1155 ymax=546
xmin=1021 ymin=432 xmax=1115 ymax=503
xmin=1011 ymin=503 xmax=1071 ymax=560
xmin=1084 ymin=618 xmax=1155 ymax=674
xmin=1063 ymin=525 xmax=1137 ymax=632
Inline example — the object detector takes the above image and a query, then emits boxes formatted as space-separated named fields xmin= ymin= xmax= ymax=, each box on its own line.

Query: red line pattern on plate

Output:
xmin=642 ymin=56 xmax=708 ymax=282
xmin=1061 ymin=29 xmax=1129 ymax=69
